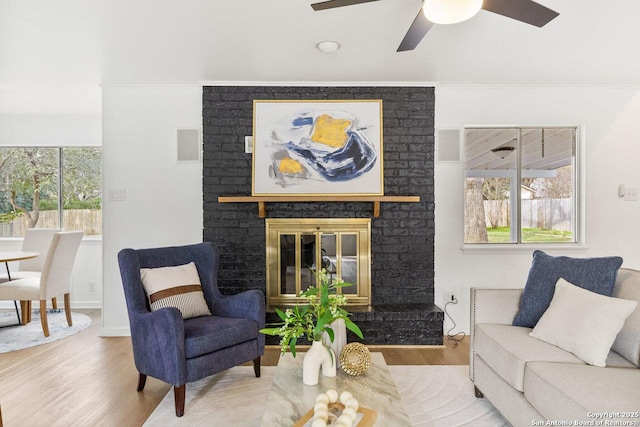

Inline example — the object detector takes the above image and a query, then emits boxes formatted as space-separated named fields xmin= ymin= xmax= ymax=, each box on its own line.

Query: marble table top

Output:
xmin=260 ymin=351 xmax=411 ymax=426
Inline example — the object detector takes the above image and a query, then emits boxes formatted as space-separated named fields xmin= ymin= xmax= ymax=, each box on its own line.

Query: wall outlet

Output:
xmin=443 ymin=291 xmax=458 ymax=305
xmin=624 ymin=187 xmax=639 ymax=201
xmin=89 ymin=281 xmax=96 ymax=292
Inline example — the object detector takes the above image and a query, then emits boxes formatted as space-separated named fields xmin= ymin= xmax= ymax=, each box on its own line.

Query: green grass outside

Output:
xmin=487 ymin=227 xmax=573 ymax=243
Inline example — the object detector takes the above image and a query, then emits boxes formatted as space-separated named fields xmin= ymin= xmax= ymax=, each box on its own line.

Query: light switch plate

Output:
xmin=108 ymin=189 xmax=126 ymax=201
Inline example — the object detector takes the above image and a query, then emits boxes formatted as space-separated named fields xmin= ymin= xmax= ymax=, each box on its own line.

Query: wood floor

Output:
xmin=0 ymin=309 xmax=469 ymax=427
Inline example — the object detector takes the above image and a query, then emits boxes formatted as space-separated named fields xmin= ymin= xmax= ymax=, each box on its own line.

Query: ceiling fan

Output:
xmin=310 ymin=0 xmax=559 ymax=52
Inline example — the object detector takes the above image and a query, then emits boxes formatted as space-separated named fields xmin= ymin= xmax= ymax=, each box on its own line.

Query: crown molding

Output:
xmin=437 ymin=83 xmax=640 ymax=89
xmin=199 ymin=81 xmax=439 ymax=87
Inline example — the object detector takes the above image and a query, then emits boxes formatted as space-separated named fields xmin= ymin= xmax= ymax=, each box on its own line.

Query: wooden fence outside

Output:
xmin=2 ymin=200 xmax=571 ymax=236
xmin=0 ymin=209 xmax=102 ymax=237
xmin=485 ymin=199 xmax=572 ymax=231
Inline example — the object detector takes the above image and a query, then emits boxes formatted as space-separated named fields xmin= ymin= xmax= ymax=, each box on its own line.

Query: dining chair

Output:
xmin=0 ymin=231 xmax=83 ymax=337
xmin=0 ymin=228 xmax=60 ymax=309
xmin=0 ymin=228 xmax=59 ymax=281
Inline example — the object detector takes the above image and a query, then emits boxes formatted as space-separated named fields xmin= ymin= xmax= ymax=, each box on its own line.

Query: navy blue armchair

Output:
xmin=117 ymin=242 xmax=265 ymax=417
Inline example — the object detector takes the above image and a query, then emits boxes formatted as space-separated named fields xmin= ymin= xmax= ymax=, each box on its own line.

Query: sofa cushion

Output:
xmin=474 ymin=356 xmax=546 ymax=427
xmin=606 ymin=351 xmax=637 ymax=368
xmin=140 ymin=262 xmax=212 ymax=319
xmin=524 ymin=362 xmax=640 ymax=421
xmin=184 ymin=315 xmax=259 ymax=359
xmin=530 ymin=278 xmax=637 ymax=367
xmin=513 ymin=250 xmax=623 ymax=328
xmin=612 ymin=269 xmax=640 ymax=366
xmin=474 ymin=323 xmax=584 ymax=392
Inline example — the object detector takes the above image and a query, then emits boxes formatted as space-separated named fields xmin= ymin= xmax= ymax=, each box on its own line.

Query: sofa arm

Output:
xmin=213 ymin=289 xmax=266 ymax=352
xmin=129 ymin=306 xmax=188 ymax=387
xmin=471 ymin=288 xmax=522 ymax=327
xmin=470 ymin=287 xmax=522 ymax=382
xmin=213 ymin=290 xmax=265 ymax=325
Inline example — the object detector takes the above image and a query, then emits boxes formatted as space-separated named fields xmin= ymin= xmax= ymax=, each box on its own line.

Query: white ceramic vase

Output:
xmin=322 ymin=318 xmax=347 ymax=368
xmin=303 ymin=340 xmax=336 ymax=385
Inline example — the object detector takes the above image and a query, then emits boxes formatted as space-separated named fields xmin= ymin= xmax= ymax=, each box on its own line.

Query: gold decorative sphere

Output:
xmin=339 ymin=343 xmax=370 ymax=376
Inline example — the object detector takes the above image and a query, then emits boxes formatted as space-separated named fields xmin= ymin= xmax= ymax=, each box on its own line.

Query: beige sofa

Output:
xmin=470 ymin=268 xmax=640 ymax=427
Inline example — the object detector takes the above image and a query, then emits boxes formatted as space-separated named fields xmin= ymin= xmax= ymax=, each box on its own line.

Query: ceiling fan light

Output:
xmin=423 ymin=0 xmax=483 ymax=25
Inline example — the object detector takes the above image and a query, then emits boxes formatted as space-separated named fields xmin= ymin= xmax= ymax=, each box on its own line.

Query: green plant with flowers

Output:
xmin=259 ymin=268 xmax=364 ymax=357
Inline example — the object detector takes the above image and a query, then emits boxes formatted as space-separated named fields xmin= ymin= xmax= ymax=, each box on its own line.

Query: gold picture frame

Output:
xmin=252 ymin=100 xmax=384 ymax=196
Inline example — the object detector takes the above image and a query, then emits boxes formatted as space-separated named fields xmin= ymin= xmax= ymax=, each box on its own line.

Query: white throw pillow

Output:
xmin=140 ymin=262 xmax=211 ymax=319
xmin=530 ymin=278 xmax=637 ymax=367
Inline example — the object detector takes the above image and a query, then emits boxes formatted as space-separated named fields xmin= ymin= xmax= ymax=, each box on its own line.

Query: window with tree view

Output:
xmin=0 ymin=147 xmax=102 ymax=237
xmin=464 ymin=127 xmax=578 ymax=244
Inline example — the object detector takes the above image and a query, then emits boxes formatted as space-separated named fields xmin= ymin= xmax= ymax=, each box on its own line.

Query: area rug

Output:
xmin=144 ymin=365 xmax=508 ymax=426
xmin=391 ymin=365 xmax=509 ymax=426
xmin=0 ymin=309 xmax=91 ymax=353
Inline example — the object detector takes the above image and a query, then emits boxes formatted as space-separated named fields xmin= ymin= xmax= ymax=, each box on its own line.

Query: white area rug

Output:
xmin=391 ymin=365 xmax=509 ymax=426
xmin=0 ymin=309 xmax=91 ymax=353
xmin=144 ymin=365 xmax=508 ymax=426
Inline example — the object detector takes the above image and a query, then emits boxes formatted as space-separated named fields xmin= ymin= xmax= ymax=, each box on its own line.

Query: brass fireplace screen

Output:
xmin=265 ymin=218 xmax=372 ymax=307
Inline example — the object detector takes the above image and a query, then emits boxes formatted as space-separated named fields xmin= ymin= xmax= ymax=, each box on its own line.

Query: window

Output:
xmin=464 ymin=127 xmax=578 ymax=245
xmin=0 ymin=147 xmax=102 ymax=237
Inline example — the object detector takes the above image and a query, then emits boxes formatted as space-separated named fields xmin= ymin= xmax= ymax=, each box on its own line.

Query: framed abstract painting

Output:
xmin=252 ymin=100 xmax=384 ymax=196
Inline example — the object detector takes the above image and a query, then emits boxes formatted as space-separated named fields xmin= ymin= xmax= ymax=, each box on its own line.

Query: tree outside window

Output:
xmin=0 ymin=147 xmax=101 ymax=237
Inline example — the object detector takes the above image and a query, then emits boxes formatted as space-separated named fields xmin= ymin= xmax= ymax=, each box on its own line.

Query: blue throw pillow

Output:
xmin=512 ymin=250 xmax=623 ymax=328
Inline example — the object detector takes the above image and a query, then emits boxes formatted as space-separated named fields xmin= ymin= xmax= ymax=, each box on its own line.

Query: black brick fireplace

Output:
xmin=202 ymin=85 xmax=443 ymax=345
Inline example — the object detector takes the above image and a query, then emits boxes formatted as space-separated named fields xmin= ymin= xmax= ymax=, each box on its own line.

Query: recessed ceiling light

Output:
xmin=315 ymin=40 xmax=341 ymax=54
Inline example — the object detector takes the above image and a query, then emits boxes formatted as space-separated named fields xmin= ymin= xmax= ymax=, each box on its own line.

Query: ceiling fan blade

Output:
xmin=397 ymin=10 xmax=434 ymax=52
xmin=482 ymin=0 xmax=559 ymax=27
xmin=311 ymin=0 xmax=380 ymax=11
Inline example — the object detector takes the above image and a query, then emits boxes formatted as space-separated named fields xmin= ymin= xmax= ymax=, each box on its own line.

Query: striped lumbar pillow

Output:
xmin=140 ymin=262 xmax=211 ymax=319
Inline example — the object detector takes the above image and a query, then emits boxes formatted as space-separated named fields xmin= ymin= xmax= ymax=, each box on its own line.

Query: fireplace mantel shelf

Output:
xmin=218 ymin=195 xmax=421 ymax=218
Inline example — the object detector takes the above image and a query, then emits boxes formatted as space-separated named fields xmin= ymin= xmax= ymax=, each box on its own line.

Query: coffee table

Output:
xmin=260 ymin=352 xmax=411 ymax=426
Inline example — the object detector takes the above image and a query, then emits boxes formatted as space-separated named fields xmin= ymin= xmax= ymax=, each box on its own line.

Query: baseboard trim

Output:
xmin=99 ymin=327 xmax=131 ymax=337
xmin=367 ymin=344 xmax=446 ymax=349
xmin=67 ymin=301 xmax=102 ymax=309
xmin=0 ymin=301 xmax=102 ymax=310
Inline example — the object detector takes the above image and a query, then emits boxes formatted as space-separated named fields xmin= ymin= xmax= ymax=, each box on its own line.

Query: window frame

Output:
xmin=461 ymin=124 xmax=585 ymax=251
xmin=0 ymin=145 xmax=102 ymax=238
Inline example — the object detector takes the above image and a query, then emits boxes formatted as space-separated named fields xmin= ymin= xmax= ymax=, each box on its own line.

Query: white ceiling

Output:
xmin=1 ymin=0 xmax=639 ymax=112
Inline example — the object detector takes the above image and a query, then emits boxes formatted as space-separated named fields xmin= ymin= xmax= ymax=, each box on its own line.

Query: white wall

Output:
xmin=0 ymin=86 xmax=103 ymax=310
xmin=435 ymin=85 xmax=640 ymax=334
xmin=0 ymin=114 xmax=101 ymax=146
xmin=97 ymin=83 xmax=640 ymax=337
xmin=101 ymin=85 xmax=203 ymax=336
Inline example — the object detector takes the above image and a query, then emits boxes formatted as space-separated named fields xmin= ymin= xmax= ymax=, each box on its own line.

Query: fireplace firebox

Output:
xmin=266 ymin=218 xmax=371 ymax=308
